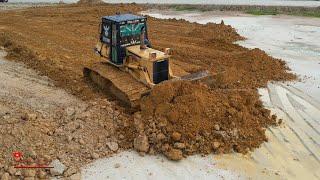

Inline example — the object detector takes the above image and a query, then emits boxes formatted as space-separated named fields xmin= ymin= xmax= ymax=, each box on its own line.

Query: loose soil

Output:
xmin=0 ymin=3 xmax=295 ymax=179
xmin=135 ymin=81 xmax=277 ymax=160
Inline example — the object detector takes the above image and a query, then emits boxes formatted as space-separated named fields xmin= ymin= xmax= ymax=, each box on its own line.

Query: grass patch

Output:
xmin=246 ymin=9 xmax=279 ymax=16
xmin=166 ymin=4 xmax=320 ymax=18
xmin=171 ymin=5 xmax=209 ymax=12
xmin=295 ymin=11 xmax=320 ymax=18
xmin=246 ymin=8 xmax=320 ymax=18
xmin=175 ymin=6 xmax=199 ymax=11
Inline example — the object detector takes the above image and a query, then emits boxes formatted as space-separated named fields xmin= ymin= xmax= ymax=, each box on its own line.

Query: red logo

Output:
xmin=12 ymin=151 xmax=23 ymax=161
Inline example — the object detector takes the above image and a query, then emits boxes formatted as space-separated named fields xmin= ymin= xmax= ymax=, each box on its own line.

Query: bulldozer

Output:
xmin=84 ymin=13 xmax=209 ymax=107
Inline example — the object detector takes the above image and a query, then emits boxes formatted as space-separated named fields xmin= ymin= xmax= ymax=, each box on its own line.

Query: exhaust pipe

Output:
xmin=140 ymin=27 xmax=147 ymax=50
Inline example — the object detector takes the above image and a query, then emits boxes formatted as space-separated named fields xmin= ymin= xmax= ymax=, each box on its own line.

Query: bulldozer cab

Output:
xmin=100 ymin=14 xmax=149 ymax=65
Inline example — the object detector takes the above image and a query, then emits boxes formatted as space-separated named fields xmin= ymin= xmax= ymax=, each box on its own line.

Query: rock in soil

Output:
xmin=106 ymin=141 xmax=119 ymax=152
xmin=165 ymin=148 xmax=183 ymax=161
xmin=64 ymin=167 xmax=78 ymax=177
xmin=171 ymin=132 xmax=181 ymax=141
xmin=50 ymin=159 xmax=66 ymax=176
xmin=134 ymin=134 xmax=150 ymax=153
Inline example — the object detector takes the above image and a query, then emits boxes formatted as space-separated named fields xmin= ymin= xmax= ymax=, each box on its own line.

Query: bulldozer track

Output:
xmin=84 ymin=62 xmax=150 ymax=108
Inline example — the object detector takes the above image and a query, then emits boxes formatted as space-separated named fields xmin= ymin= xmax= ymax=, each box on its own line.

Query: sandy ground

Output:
xmin=0 ymin=49 xmax=83 ymax=114
xmin=83 ymin=151 xmax=244 ymax=180
xmin=80 ymin=10 xmax=320 ymax=180
xmin=217 ymin=82 xmax=320 ymax=179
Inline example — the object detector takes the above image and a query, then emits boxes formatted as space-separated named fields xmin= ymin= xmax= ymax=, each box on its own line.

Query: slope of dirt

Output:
xmin=0 ymin=3 xmax=295 ymax=179
xmin=132 ymin=81 xmax=278 ymax=160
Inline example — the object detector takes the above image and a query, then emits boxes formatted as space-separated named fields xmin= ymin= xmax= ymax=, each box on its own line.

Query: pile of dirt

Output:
xmin=130 ymin=81 xmax=278 ymax=160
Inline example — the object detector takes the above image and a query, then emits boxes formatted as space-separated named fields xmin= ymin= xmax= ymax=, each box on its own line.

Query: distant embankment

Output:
xmin=143 ymin=3 xmax=320 ymax=17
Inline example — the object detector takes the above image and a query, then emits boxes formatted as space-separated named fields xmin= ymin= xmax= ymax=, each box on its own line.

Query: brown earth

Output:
xmin=135 ymin=81 xmax=278 ymax=160
xmin=0 ymin=3 xmax=295 ymax=179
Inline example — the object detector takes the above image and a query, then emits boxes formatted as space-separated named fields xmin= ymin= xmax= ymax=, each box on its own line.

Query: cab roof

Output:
xmin=102 ymin=14 xmax=146 ymax=23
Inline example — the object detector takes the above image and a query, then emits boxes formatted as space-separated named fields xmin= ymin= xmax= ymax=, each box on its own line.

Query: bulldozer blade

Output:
xmin=179 ymin=70 xmax=210 ymax=81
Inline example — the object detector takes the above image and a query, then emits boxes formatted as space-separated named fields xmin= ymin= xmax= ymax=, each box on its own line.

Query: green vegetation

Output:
xmin=246 ymin=8 xmax=320 ymax=18
xmin=246 ymin=9 xmax=279 ymax=16
xmin=295 ymin=11 xmax=320 ymax=18
xmin=174 ymin=6 xmax=199 ymax=11
xmin=172 ymin=5 xmax=209 ymax=12
xmin=166 ymin=4 xmax=320 ymax=18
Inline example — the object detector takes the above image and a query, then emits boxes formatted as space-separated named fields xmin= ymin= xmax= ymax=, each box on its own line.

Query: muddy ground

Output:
xmin=0 ymin=3 xmax=295 ymax=179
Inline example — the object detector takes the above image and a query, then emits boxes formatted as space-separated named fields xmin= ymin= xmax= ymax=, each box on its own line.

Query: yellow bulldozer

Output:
xmin=84 ymin=13 xmax=209 ymax=107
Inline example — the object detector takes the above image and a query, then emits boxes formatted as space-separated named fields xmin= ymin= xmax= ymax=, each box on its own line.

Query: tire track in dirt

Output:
xmin=267 ymin=84 xmax=320 ymax=160
xmin=216 ymin=83 xmax=320 ymax=179
xmin=264 ymin=83 xmax=320 ymax=177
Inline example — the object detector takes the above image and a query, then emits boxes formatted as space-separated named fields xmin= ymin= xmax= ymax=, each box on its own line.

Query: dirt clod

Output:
xmin=106 ymin=141 xmax=119 ymax=152
xmin=114 ymin=163 xmax=121 ymax=168
xmin=165 ymin=148 xmax=183 ymax=161
xmin=134 ymin=134 xmax=150 ymax=153
xmin=171 ymin=132 xmax=182 ymax=141
xmin=91 ymin=152 xmax=100 ymax=159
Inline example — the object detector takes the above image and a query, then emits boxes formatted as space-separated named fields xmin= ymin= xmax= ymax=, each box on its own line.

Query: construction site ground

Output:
xmin=0 ymin=3 xmax=319 ymax=180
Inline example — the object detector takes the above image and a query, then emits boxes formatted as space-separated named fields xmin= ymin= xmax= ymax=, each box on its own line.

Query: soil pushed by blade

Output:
xmin=133 ymin=81 xmax=278 ymax=160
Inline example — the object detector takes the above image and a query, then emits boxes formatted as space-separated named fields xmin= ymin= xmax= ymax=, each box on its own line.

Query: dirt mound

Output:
xmin=131 ymin=81 xmax=278 ymax=160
